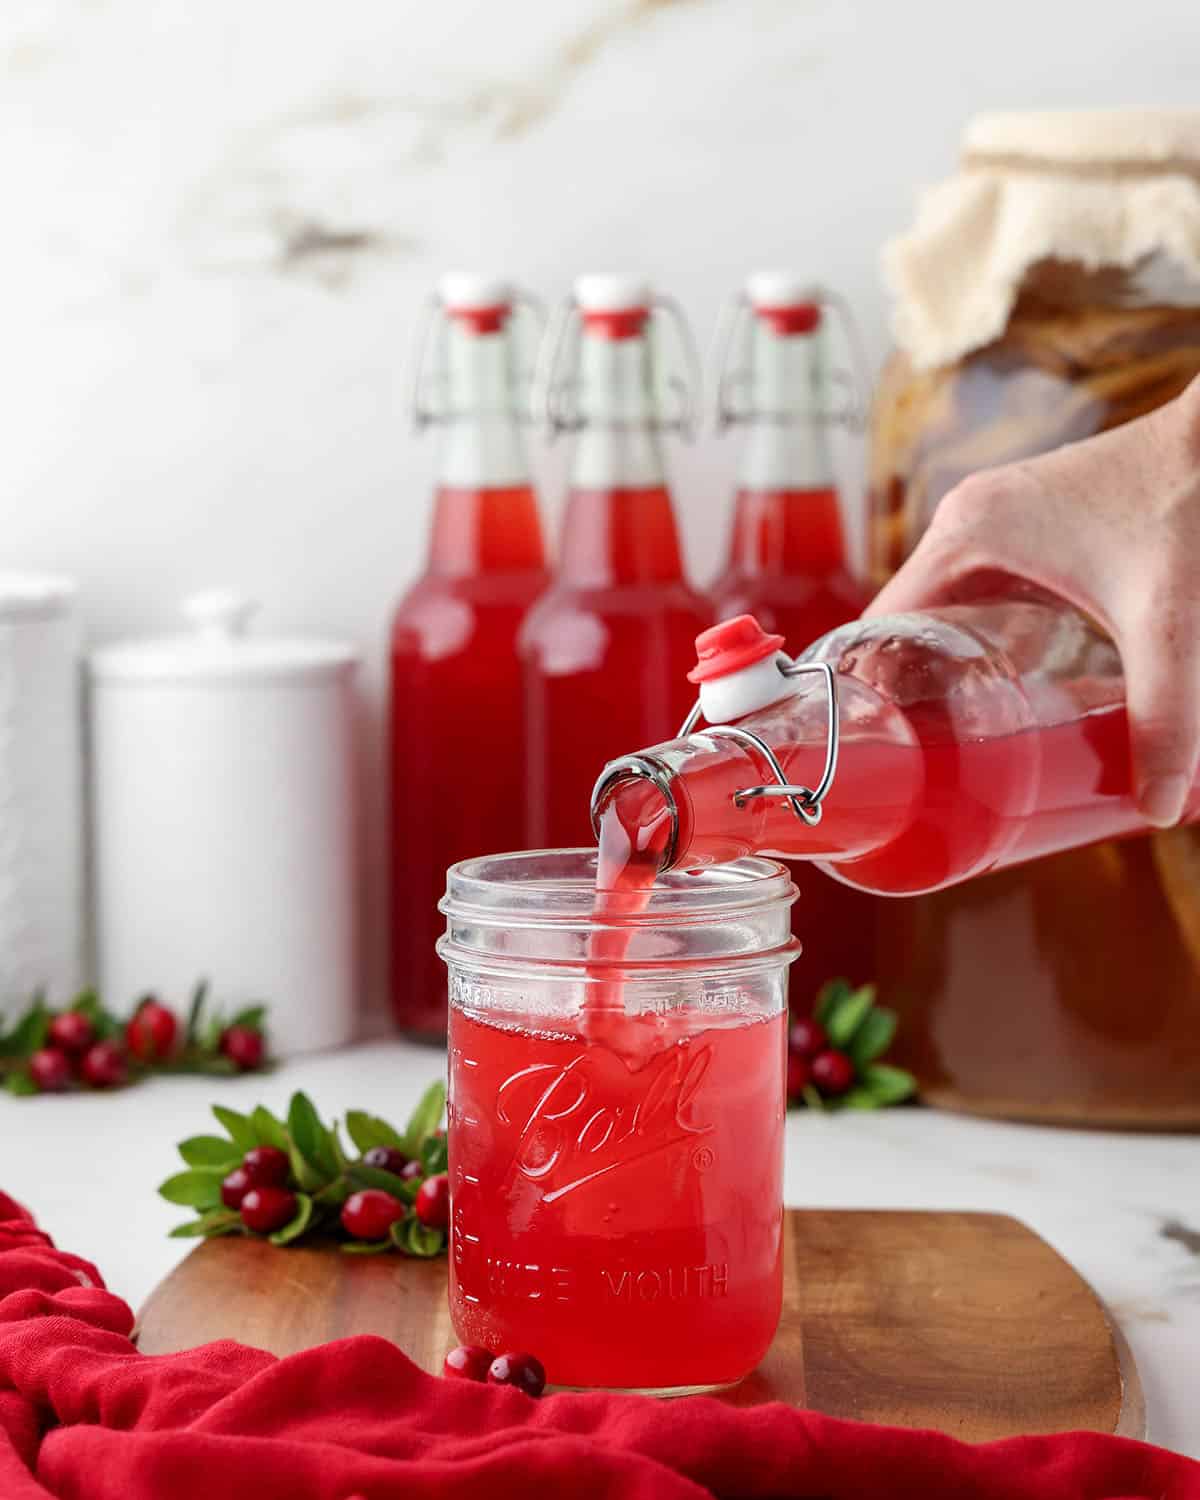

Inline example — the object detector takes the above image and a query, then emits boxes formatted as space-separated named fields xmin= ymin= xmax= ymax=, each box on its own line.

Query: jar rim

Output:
xmin=440 ymin=847 xmax=794 ymax=925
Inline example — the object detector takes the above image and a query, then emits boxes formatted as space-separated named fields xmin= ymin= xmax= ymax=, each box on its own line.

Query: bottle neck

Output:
xmin=433 ymin=319 xmax=530 ymax=489
xmin=737 ymin=319 xmax=836 ymax=494
xmin=568 ymin=327 xmax=667 ymax=491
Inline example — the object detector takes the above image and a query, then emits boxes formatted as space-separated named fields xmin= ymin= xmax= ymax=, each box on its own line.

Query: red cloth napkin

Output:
xmin=1 ymin=1190 xmax=1196 ymax=1500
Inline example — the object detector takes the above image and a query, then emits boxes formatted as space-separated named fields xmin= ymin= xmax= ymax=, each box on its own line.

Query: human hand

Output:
xmin=866 ymin=376 xmax=1200 ymax=827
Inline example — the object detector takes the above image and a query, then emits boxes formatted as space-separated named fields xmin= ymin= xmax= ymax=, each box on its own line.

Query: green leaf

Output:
xmin=861 ymin=1063 xmax=917 ymax=1106
xmin=288 ymin=1140 xmax=328 ymax=1193
xmin=250 ymin=1105 xmax=290 ymax=1153
xmin=177 ymin=1135 xmax=241 ymax=1169
xmin=169 ymin=1208 xmax=242 ymax=1238
xmin=269 ymin=1192 xmax=314 ymax=1246
xmin=420 ymin=1134 xmax=448 ymax=1176
xmin=329 ymin=1124 xmax=350 ymax=1173
xmin=212 ymin=1105 xmax=257 ymax=1154
xmin=839 ymin=1085 xmax=882 ymax=1111
xmin=158 ymin=1168 xmax=226 ymax=1209
xmin=3 ymin=1071 xmax=38 ymax=1096
xmin=288 ymin=1092 xmax=338 ymax=1178
xmin=230 ymin=1004 xmax=267 ymax=1032
xmin=801 ymin=1084 xmax=825 ymax=1113
xmin=185 ymin=980 xmax=209 ymax=1047
xmin=341 ymin=1240 xmax=393 ymax=1256
xmin=825 ymin=984 xmax=877 ymax=1049
xmin=347 ymin=1162 xmax=418 ymax=1202
xmin=848 ymin=1006 xmax=897 ymax=1069
xmin=344 ymin=1110 xmax=405 ymax=1155
xmin=401 ymin=1081 xmax=446 ymax=1156
xmin=394 ymin=1217 xmax=444 ymax=1258
xmin=314 ymin=1177 xmax=354 ymax=1207
xmin=0 ymin=999 xmax=49 ymax=1059
xmin=814 ymin=979 xmax=853 ymax=1029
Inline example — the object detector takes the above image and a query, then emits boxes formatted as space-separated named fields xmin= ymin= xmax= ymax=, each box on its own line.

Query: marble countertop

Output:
xmin=3 ymin=1040 xmax=1196 ymax=1458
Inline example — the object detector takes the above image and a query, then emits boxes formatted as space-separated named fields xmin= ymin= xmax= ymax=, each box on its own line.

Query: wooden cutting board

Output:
xmin=136 ymin=1209 xmax=1144 ymax=1443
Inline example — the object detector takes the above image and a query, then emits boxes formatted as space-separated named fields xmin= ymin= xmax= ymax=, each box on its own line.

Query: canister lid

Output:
xmin=0 ymin=572 xmax=76 ymax=621
xmin=90 ymin=591 xmax=358 ymax=684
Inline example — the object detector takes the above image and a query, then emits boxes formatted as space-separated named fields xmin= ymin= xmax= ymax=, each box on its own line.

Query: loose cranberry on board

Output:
xmin=443 ymin=1345 xmax=494 ymax=1382
xmin=487 ymin=1352 xmax=546 ymax=1398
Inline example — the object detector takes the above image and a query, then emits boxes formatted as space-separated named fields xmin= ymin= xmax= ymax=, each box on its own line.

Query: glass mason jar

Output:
xmin=438 ymin=849 xmax=795 ymax=1394
xmin=867 ymin=110 xmax=1200 ymax=1127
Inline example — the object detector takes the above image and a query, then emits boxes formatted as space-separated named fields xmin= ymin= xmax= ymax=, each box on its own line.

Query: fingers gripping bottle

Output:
xmin=390 ymin=275 xmax=549 ymax=1038
xmin=520 ymin=275 xmax=711 ymax=850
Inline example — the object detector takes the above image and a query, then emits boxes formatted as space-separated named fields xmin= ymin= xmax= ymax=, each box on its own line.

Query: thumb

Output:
xmin=1117 ymin=608 xmax=1200 ymax=828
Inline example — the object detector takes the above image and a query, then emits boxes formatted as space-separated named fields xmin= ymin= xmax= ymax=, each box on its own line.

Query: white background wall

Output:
xmin=3 ymin=0 xmax=1197 ymax=1015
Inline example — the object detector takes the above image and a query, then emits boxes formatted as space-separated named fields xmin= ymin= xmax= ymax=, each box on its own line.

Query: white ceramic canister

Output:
xmin=89 ymin=591 xmax=359 ymax=1056
xmin=0 ymin=574 xmax=85 ymax=1021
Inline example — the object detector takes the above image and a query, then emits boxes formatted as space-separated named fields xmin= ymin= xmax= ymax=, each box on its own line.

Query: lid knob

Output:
xmin=688 ymin=615 xmax=786 ymax=684
xmin=183 ymin=590 xmax=259 ymax=643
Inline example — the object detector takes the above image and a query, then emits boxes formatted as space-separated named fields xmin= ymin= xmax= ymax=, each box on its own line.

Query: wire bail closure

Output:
xmin=590 ymin=653 xmax=840 ymax=870
xmin=711 ymin=284 xmax=873 ymax=435
xmin=677 ymin=658 xmax=840 ymax=827
xmin=534 ymin=294 xmax=703 ymax=442
xmin=410 ymin=288 xmax=545 ymax=431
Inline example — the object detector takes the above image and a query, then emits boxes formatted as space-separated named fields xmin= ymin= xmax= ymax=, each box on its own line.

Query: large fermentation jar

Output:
xmin=868 ymin=110 xmax=1200 ymax=1128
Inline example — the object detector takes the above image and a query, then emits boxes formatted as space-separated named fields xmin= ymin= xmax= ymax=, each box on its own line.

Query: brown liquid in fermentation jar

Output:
xmin=868 ymin=110 xmax=1200 ymax=1127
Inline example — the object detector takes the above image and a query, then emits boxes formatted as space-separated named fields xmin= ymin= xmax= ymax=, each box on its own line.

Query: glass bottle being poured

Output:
xmin=590 ymin=588 xmax=1200 ymax=896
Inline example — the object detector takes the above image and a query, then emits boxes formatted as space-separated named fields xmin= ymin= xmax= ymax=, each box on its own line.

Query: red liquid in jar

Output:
xmin=520 ymin=485 xmax=711 ymax=850
xmin=447 ymin=1003 xmax=785 ymax=1390
xmin=711 ymin=485 xmax=877 ymax=1004
xmin=390 ymin=485 xmax=548 ymax=1037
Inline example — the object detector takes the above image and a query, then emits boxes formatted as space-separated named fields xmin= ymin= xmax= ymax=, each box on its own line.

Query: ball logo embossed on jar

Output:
xmin=495 ymin=1044 xmax=713 ymax=1204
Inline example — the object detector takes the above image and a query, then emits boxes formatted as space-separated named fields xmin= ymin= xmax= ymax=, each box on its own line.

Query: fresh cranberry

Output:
xmin=414 ymin=1173 xmax=449 ymax=1230
xmin=221 ymin=1166 xmax=253 ymax=1209
xmin=29 ymin=1048 xmax=73 ymax=1093
xmin=219 ymin=1026 xmax=265 ymax=1071
xmin=811 ymin=1048 xmax=855 ymax=1097
xmin=786 ymin=1051 xmax=811 ymax=1100
xmin=487 ymin=1352 xmax=546 ymax=1398
xmin=341 ymin=1189 xmax=404 ymax=1241
xmin=443 ymin=1345 xmax=494 ymax=1382
xmin=125 ymin=999 xmax=178 ymax=1062
xmin=788 ymin=1017 xmax=828 ymax=1060
xmin=241 ymin=1146 xmax=290 ymax=1187
xmin=400 ymin=1159 xmax=424 ymax=1182
xmin=47 ymin=1011 xmax=95 ymax=1058
xmin=240 ymin=1186 xmax=297 ymax=1233
xmin=80 ymin=1040 xmax=128 ymax=1089
xmin=362 ymin=1144 xmax=409 ymax=1176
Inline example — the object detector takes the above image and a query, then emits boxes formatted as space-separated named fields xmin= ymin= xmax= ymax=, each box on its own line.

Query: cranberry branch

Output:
xmin=0 ymin=982 xmax=270 ymax=1096
xmin=159 ymin=1083 xmax=450 ymax=1258
xmin=787 ymin=979 xmax=917 ymax=1111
